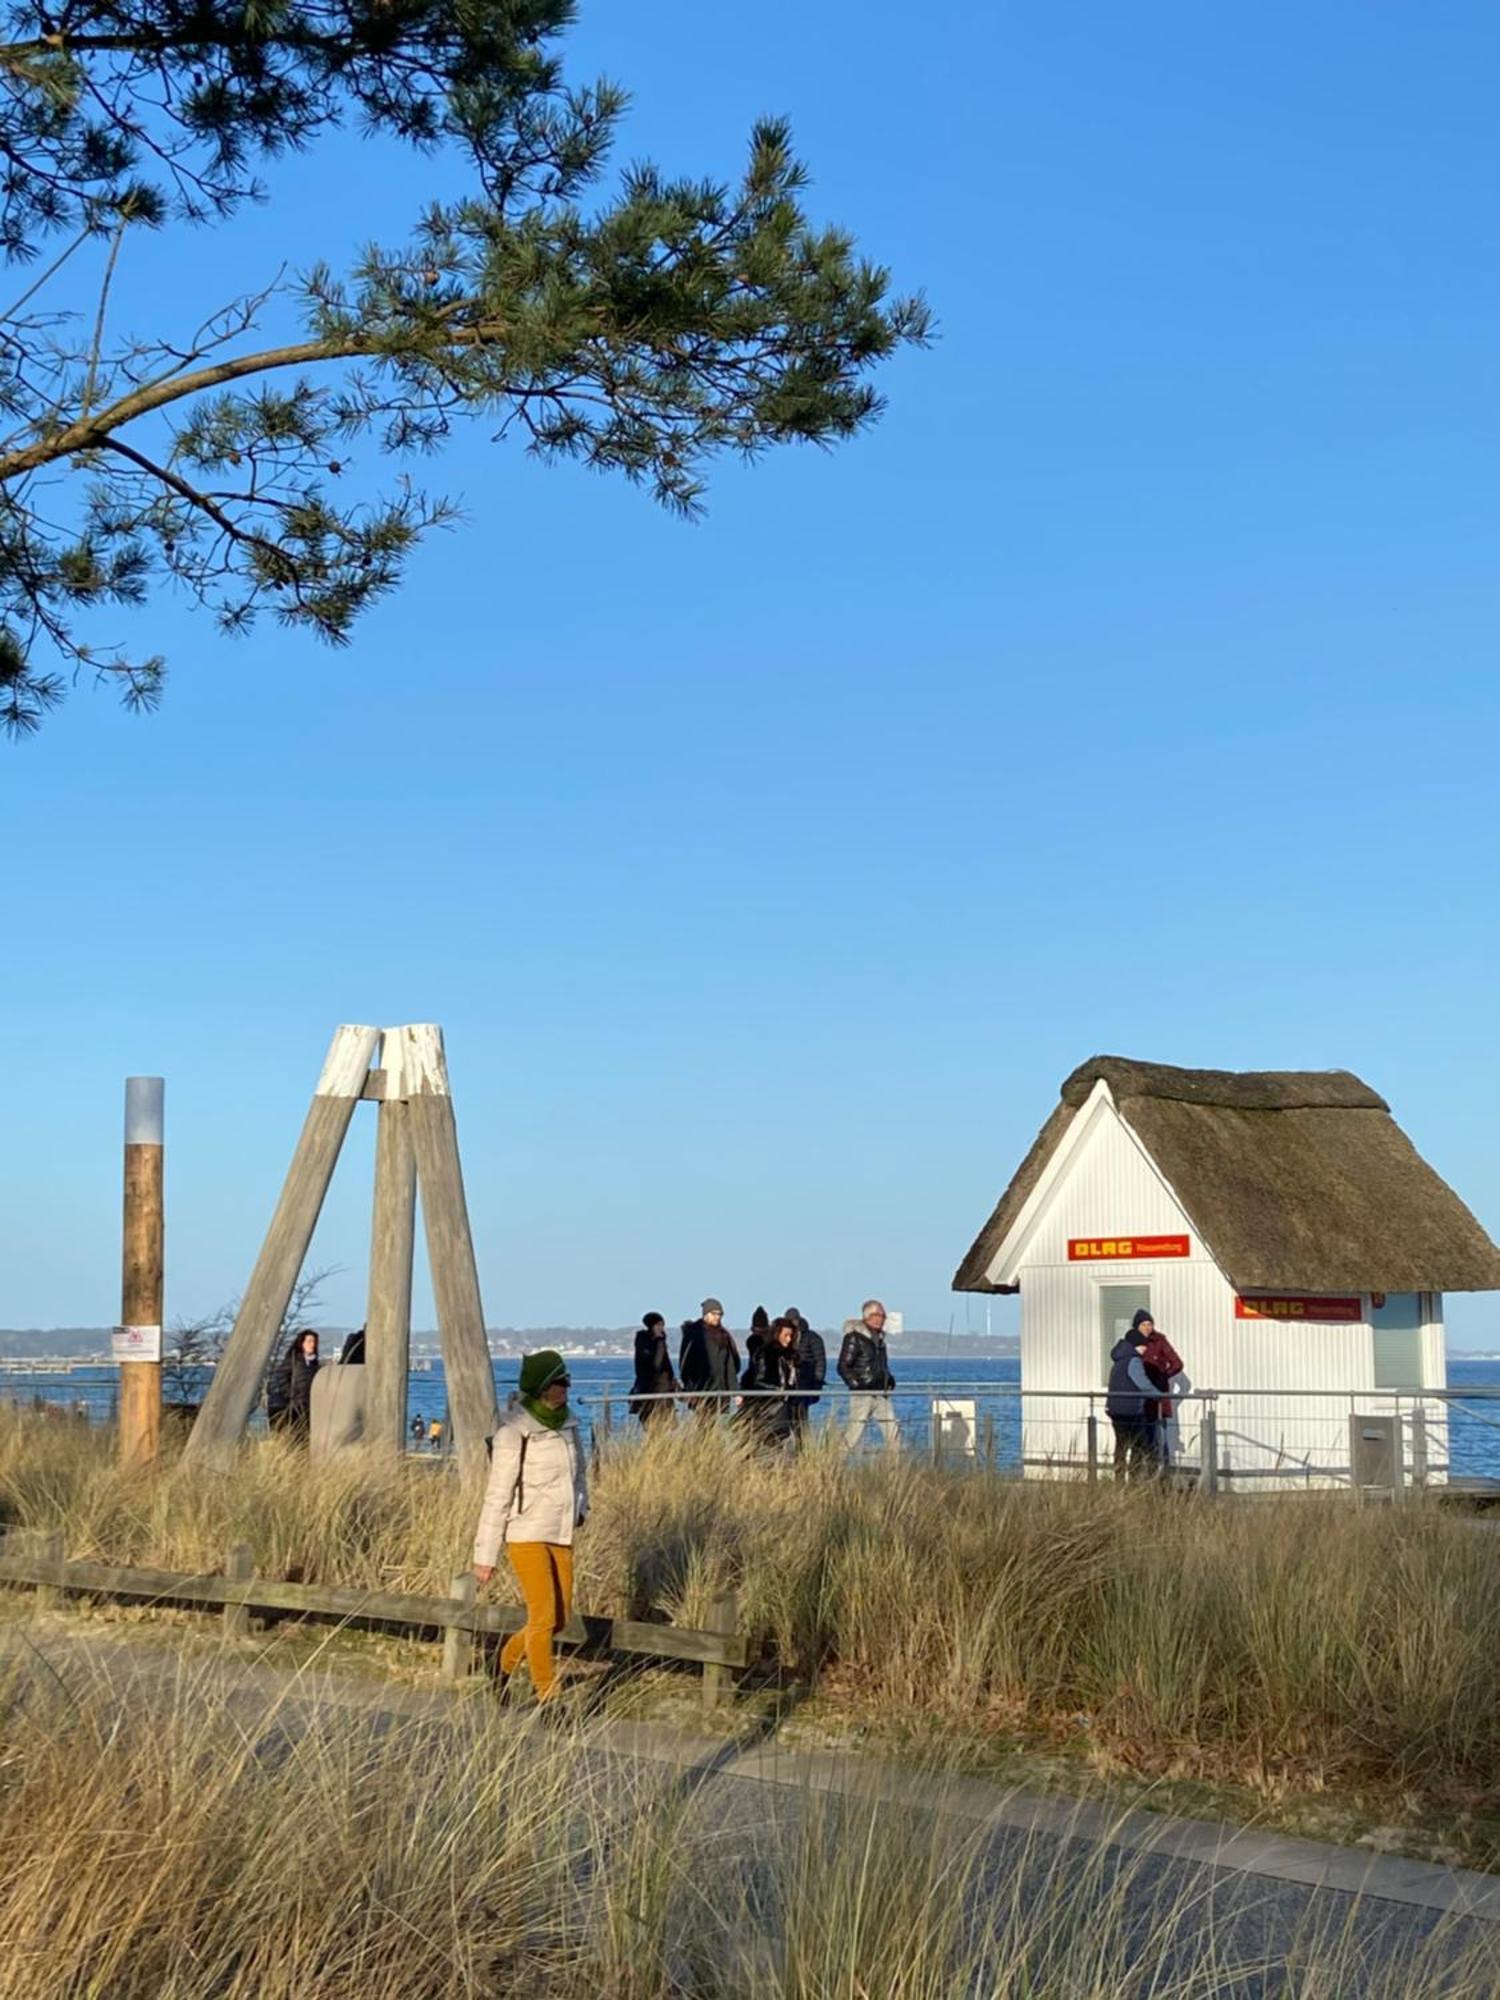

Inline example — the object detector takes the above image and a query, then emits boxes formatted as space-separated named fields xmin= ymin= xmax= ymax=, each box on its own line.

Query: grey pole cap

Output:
xmin=124 ymin=1077 xmax=164 ymax=1146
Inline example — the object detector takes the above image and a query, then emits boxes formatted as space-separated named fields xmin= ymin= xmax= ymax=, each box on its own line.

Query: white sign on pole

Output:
xmin=112 ymin=1323 xmax=163 ymax=1363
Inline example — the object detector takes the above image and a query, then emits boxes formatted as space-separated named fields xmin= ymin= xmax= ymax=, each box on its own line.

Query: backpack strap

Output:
xmin=515 ymin=1432 xmax=528 ymax=1513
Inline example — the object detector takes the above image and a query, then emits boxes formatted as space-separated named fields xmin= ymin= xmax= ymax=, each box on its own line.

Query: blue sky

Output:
xmin=5 ymin=2 xmax=1500 ymax=1345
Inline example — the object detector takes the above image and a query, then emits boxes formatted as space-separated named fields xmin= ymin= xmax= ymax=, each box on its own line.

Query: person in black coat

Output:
xmin=838 ymin=1300 xmax=898 ymax=1451
xmin=267 ymin=1328 xmax=319 ymax=1441
xmin=739 ymin=1318 xmax=800 ymax=1450
xmin=629 ymin=1312 xmax=677 ymax=1426
xmin=678 ymin=1298 xmax=740 ymax=1418
xmin=784 ymin=1307 xmax=826 ymax=1436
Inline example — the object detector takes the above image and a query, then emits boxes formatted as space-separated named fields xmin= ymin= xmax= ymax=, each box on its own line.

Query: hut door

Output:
xmin=1100 ymin=1284 xmax=1151 ymax=1384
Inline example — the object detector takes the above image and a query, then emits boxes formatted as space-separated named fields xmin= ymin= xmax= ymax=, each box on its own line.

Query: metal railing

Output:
xmin=569 ymin=1383 xmax=1500 ymax=1495
xmin=6 ymin=1372 xmax=1498 ymax=1494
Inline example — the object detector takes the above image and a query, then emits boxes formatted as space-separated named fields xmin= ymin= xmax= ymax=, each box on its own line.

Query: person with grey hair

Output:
xmin=838 ymin=1299 xmax=899 ymax=1451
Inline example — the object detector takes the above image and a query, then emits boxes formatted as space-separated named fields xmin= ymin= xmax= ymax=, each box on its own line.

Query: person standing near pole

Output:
xmin=472 ymin=1351 xmax=588 ymax=1708
xmin=267 ymin=1329 xmax=319 ymax=1441
xmin=839 ymin=1299 xmax=899 ymax=1451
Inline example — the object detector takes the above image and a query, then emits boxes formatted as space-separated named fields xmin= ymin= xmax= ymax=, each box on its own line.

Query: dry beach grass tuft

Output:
xmin=0 ymin=1409 xmax=1497 ymax=1829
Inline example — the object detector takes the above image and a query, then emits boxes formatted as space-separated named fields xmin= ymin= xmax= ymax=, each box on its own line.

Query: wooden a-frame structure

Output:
xmin=185 ymin=1024 xmax=499 ymax=1473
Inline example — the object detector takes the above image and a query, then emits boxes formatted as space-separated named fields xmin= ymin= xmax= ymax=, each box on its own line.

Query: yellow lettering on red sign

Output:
xmin=1067 ymin=1234 xmax=1190 ymax=1262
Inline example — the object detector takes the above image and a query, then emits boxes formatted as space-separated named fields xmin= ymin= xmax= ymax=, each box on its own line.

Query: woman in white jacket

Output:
xmin=472 ymin=1350 xmax=589 ymax=1704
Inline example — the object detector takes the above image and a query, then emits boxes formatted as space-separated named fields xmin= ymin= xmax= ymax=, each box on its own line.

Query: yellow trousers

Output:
xmin=500 ymin=1542 xmax=574 ymax=1699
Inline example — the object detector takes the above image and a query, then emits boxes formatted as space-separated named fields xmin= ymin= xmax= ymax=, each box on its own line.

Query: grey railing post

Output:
xmin=1086 ymin=1408 xmax=1099 ymax=1485
xmin=1198 ymin=1406 xmax=1219 ymax=1497
xmin=1410 ymin=1404 xmax=1428 ymax=1489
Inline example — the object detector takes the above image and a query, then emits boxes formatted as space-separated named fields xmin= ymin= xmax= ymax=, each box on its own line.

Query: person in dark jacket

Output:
xmin=1105 ymin=1324 xmax=1158 ymax=1479
xmin=745 ymin=1306 xmax=771 ymax=1375
xmin=267 ymin=1328 xmax=319 ymax=1440
xmin=839 ymin=1299 xmax=898 ymax=1451
xmin=679 ymin=1299 xmax=740 ymax=1417
xmin=629 ymin=1312 xmax=677 ymax=1426
xmin=784 ymin=1307 xmax=826 ymax=1437
xmin=338 ymin=1327 xmax=366 ymax=1365
xmin=740 ymin=1317 xmax=800 ymax=1450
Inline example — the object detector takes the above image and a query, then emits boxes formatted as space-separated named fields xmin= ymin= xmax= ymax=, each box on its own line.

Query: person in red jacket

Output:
xmin=1133 ymin=1311 xmax=1190 ymax=1467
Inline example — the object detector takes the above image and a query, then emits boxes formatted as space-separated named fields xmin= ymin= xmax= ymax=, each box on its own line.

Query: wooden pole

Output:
xmin=441 ymin=1570 xmax=476 ymax=1682
xmin=185 ymin=1026 xmax=379 ymax=1467
xmin=404 ymin=1026 xmax=499 ymax=1475
xmin=701 ymin=1591 xmax=740 ymax=1712
xmin=365 ymin=1029 xmax=416 ymax=1459
xmin=222 ymin=1541 xmax=254 ymax=1639
xmin=119 ymin=1076 xmax=164 ymax=1470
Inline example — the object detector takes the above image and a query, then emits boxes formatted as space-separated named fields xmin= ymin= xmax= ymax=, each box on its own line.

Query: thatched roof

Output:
xmin=954 ymin=1056 xmax=1500 ymax=1296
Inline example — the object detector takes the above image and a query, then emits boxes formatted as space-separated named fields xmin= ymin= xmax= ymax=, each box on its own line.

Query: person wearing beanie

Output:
xmin=1105 ymin=1319 xmax=1158 ymax=1481
xmin=472 ymin=1350 xmax=588 ymax=1704
xmin=629 ymin=1312 xmax=677 ymax=1427
xmin=678 ymin=1298 xmax=740 ymax=1419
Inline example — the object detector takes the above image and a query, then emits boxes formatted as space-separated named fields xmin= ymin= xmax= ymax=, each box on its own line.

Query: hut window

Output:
xmin=1098 ymin=1284 xmax=1151 ymax=1382
xmin=1371 ymin=1293 xmax=1424 ymax=1390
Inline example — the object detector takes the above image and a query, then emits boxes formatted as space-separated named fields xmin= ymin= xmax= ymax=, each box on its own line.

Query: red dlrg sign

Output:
xmin=1067 ymin=1234 xmax=1190 ymax=1262
xmin=1235 ymin=1294 xmax=1362 ymax=1324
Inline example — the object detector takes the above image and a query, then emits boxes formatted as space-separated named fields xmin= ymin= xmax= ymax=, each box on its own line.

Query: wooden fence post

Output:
xmin=35 ymin=1530 xmax=63 ymax=1611
xmin=186 ymin=1026 xmax=379 ymax=1466
xmin=701 ymin=1591 xmax=740 ymax=1713
xmin=442 ymin=1571 xmax=477 ymax=1682
xmin=223 ymin=1541 xmax=254 ymax=1639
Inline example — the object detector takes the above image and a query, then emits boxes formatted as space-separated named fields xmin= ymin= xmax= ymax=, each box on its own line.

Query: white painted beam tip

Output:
xmin=399 ymin=1024 xmax=450 ymax=1098
xmin=315 ymin=1025 xmax=382 ymax=1099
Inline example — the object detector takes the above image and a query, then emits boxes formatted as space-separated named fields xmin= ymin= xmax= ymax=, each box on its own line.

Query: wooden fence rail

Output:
xmin=0 ymin=1535 xmax=747 ymax=1709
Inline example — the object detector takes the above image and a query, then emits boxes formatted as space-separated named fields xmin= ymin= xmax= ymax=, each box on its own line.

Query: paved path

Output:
xmin=4 ymin=1619 xmax=1496 ymax=1994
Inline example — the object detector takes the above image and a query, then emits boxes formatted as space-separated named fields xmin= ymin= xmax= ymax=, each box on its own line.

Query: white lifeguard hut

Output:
xmin=953 ymin=1058 xmax=1500 ymax=1489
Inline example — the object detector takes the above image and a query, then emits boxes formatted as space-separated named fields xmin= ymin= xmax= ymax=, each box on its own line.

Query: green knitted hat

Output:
xmin=518 ymin=1350 xmax=568 ymax=1397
